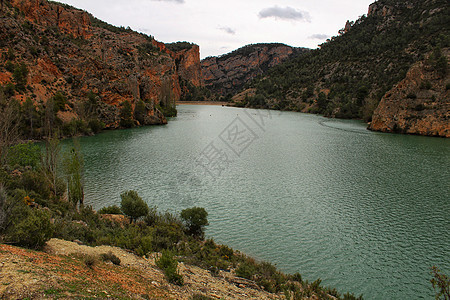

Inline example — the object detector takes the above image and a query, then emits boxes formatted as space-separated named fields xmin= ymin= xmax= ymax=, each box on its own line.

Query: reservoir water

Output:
xmin=75 ymin=105 xmax=449 ymax=299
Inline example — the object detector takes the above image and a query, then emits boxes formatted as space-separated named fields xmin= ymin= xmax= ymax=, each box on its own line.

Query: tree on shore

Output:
xmin=180 ymin=207 xmax=208 ymax=239
xmin=0 ymin=89 xmax=21 ymax=167
xmin=42 ymin=135 xmax=61 ymax=198
xmin=64 ymin=139 xmax=84 ymax=207
xmin=120 ymin=190 xmax=149 ymax=223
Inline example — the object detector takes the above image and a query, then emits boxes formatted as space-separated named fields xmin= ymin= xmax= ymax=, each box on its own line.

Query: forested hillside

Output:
xmin=243 ymin=0 xmax=449 ymax=122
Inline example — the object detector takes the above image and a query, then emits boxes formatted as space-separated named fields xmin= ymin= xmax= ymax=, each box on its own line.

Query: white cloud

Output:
xmin=309 ymin=34 xmax=329 ymax=40
xmin=258 ymin=6 xmax=311 ymax=22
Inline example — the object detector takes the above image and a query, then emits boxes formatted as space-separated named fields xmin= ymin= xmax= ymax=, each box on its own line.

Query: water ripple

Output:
xmin=76 ymin=105 xmax=450 ymax=300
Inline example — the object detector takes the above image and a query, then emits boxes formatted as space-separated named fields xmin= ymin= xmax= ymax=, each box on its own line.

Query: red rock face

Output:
xmin=201 ymin=44 xmax=305 ymax=96
xmin=369 ymin=49 xmax=450 ymax=137
xmin=1 ymin=0 xmax=202 ymax=128
xmin=11 ymin=0 xmax=91 ymax=39
xmin=174 ymin=45 xmax=202 ymax=87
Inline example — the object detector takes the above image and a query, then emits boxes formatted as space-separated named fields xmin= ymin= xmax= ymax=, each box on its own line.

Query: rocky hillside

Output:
xmin=369 ymin=48 xmax=449 ymax=137
xmin=0 ymin=0 xmax=202 ymax=137
xmin=201 ymin=43 xmax=308 ymax=98
xmin=0 ymin=239 xmax=282 ymax=299
xmin=242 ymin=0 xmax=449 ymax=131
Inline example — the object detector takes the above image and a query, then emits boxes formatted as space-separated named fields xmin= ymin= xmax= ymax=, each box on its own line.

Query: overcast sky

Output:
xmin=57 ymin=0 xmax=375 ymax=59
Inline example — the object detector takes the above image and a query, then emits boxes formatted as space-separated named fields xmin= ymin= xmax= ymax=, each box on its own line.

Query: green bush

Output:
xmin=20 ymin=170 xmax=52 ymax=201
xmin=134 ymin=100 xmax=147 ymax=124
xmin=235 ymin=261 xmax=256 ymax=280
xmin=152 ymin=221 xmax=184 ymax=251
xmin=119 ymin=101 xmax=134 ymax=128
xmin=12 ymin=62 xmax=28 ymax=92
xmin=8 ymin=207 xmax=54 ymax=249
xmin=120 ymin=190 xmax=149 ymax=223
xmin=98 ymin=205 xmax=122 ymax=215
xmin=52 ymin=92 xmax=67 ymax=112
xmin=53 ymin=218 xmax=95 ymax=245
xmin=156 ymin=249 xmax=183 ymax=285
xmin=88 ymin=119 xmax=105 ymax=134
xmin=7 ymin=142 xmax=41 ymax=169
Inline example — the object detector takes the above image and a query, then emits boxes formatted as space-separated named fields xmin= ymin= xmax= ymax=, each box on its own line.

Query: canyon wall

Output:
xmin=0 ymin=0 xmax=202 ymax=129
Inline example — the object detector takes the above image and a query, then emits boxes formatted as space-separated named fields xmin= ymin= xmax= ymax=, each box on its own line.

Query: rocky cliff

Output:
xmin=201 ymin=43 xmax=307 ymax=97
xmin=0 ymin=0 xmax=201 ymax=133
xmin=369 ymin=48 xmax=449 ymax=137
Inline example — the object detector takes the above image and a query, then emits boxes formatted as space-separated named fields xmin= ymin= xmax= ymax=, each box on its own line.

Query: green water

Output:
xmin=73 ymin=105 xmax=449 ymax=299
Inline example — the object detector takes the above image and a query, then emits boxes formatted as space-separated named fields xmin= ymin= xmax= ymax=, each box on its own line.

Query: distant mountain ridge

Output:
xmin=201 ymin=43 xmax=308 ymax=98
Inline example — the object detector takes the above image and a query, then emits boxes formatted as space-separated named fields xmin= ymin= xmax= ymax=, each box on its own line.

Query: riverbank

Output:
xmin=177 ymin=101 xmax=234 ymax=106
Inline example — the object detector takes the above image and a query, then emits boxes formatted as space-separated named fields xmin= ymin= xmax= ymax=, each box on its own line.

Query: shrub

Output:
xmin=13 ymin=62 xmax=28 ymax=92
xmin=100 ymin=251 xmax=121 ymax=265
xmin=88 ymin=119 xmax=105 ymax=134
xmin=156 ymin=250 xmax=183 ymax=285
xmin=407 ymin=93 xmax=417 ymax=99
xmin=119 ymin=101 xmax=134 ymax=128
xmin=235 ymin=261 xmax=256 ymax=280
xmin=52 ymin=92 xmax=67 ymax=112
xmin=152 ymin=221 xmax=184 ymax=251
xmin=120 ymin=190 xmax=149 ymax=223
xmin=430 ymin=266 xmax=450 ymax=300
xmin=98 ymin=205 xmax=122 ymax=215
xmin=134 ymin=100 xmax=147 ymax=124
xmin=8 ymin=207 xmax=54 ymax=249
xmin=420 ymin=81 xmax=432 ymax=90
xmin=415 ymin=104 xmax=425 ymax=111
xmin=5 ymin=61 xmax=14 ymax=72
xmin=84 ymin=254 xmax=97 ymax=269
xmin=180 ymin=207 xmax=208 ymax=238
xmin=7 ymin=142 xmax=41 ymax=169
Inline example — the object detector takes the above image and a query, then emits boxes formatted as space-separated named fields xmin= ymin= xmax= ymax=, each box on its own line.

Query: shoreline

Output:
xmin=176 ymin=101 xmax=234 ymax=106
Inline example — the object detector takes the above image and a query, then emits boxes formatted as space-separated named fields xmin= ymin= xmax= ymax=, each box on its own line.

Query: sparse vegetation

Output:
xmin=156 ymin=249 xmax=184 ymax=285
xmin=83 ymin=254 xmax=97 ymax=269
xmin=165 ymin=41 xmax=194 ymax=52
xmin=431 ymin=266 xmax=450 ymax=300
xmin=98 ymin=205 xmax=122 ymax=215
xmin=119 ymin=101 xmax=134 ymax=128
xmin=100 ymin=251 xmax=121 ymax=265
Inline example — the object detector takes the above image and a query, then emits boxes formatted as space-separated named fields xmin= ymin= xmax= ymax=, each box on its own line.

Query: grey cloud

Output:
xmin=258 ymin=6 xmax=311 ymax=22
xmin=309 ymin=34 xmax=329 ymax=39
xmin=151 ymin=0 xmax=185 ymax=3
xmin=219 ymin=27 xmax=236 ymax=35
